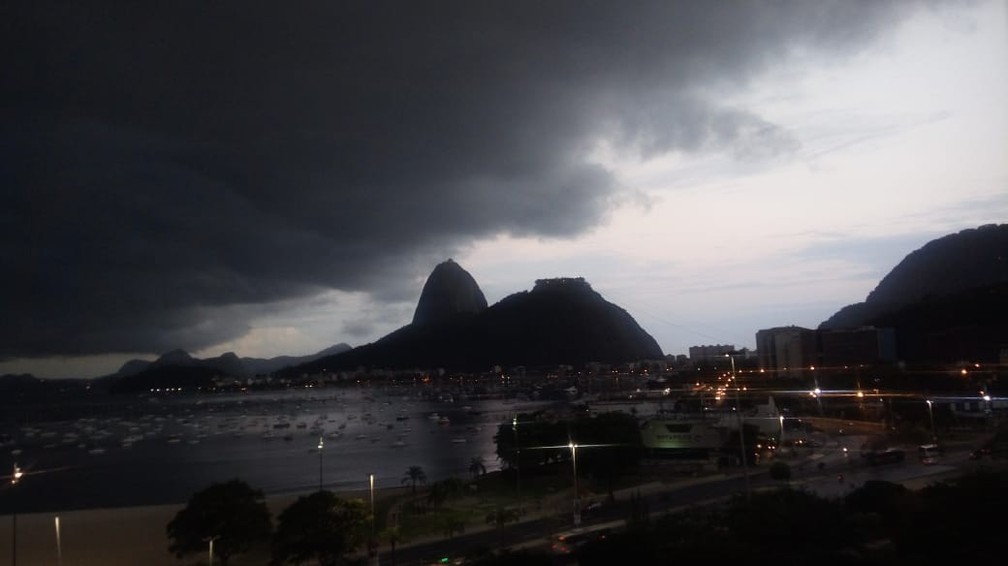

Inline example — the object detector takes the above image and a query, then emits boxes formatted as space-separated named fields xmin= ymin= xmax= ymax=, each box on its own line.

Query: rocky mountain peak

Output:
xmin=412 ymin=259 xmax=488 ymax=326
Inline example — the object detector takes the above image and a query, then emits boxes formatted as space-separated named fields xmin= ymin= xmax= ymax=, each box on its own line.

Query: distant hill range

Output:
xmin=98 ymin=259 xmax=662 ymax=392
xmin=282 ymin=260 xmax=664 ymax=376
xmin=101 ymin=343 xmax=351 ymax=393
xmin=820 ymin=224 xmax=1008 ymax=363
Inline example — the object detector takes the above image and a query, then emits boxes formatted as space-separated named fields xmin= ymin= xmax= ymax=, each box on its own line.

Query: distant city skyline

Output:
xmin=3 ymin=1 xmax=1005 ymax=379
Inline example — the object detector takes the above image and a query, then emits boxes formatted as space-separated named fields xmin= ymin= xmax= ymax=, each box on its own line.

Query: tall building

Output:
xmin=756 ymin=325 xmax=897 ymax=377
xmin=756 ymin=326 xmax=817 ymax=378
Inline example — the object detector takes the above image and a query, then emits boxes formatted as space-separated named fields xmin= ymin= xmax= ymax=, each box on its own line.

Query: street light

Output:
xmin=317 ymin=436 xmax=324 ymax=491
xmin=811 ymin=366 xmax=823 ymax=416
xmin=54 ymin=516 xmax=62 ymax=566
xmin=513 ymin=415 xmax=521 ymax=514
xmin=208 ymin=536 xmax=218 ymax=566
xmin=925 ymin=399 xmax=937 ymax=442
xmin=11 ymin=463 xmax=23 ymax=566
xmin=368 ymin=473 xmax=375 ymax=536
xmin=368 ymin=473 xmax=378 ymax=566
xmin=568 ymin=442 xmax=580 ymax=526
xmin=726 ymin=355 xmax=751 ymax=501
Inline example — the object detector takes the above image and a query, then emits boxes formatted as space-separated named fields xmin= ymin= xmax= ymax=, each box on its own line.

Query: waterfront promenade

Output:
xmin=2 ymin=429 xmax=991 ymax=565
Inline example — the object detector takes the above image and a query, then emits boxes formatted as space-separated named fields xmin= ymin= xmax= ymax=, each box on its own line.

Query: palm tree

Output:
xmin=401 ymin=465 xmax=427 ymax=496
xmin=468 ymin=456 xmax=486 ymax=479
xmin=427 ymin=481 xmax=448 ymax=509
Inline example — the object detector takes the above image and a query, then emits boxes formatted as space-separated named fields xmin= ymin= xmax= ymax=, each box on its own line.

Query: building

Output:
xmin=756 ymin=325 xmax=898 ymax=377
xmin=756 ymin=326 xmax=817 ymax=378
xmin=688 ymin=344 xmax=736 ymax=361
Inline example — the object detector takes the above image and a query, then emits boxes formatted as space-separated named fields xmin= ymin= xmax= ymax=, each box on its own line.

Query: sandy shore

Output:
xmin=0 ymin=490 xmax=376 ymax=566
xmin=1 ymin=502 xmax=189 ymax=566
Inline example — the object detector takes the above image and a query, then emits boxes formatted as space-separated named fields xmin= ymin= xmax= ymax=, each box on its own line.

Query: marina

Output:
xmin=1 ymin=386 xmax=555 ymax=514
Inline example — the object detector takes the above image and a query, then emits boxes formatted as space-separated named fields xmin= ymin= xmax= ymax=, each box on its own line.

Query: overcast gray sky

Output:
xmin=3 ymin=1 xmax=1006 ymax=378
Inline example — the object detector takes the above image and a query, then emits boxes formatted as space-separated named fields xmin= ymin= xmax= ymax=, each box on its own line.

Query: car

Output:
xmin=551 ymin=527 xmax=611 ymax=554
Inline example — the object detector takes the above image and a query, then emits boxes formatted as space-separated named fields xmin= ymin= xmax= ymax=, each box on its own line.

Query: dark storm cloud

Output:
xmin=1 ymin=1 xmax=939 ymax=358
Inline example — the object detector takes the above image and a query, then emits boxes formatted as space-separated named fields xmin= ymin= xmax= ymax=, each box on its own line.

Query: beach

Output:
xmin=0 ymin=488 xmax=381 ymax=566
xmin=2 ymin=502 xmax=189 ymax=566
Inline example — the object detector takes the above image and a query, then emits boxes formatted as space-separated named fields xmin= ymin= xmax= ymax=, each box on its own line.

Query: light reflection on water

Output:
xmin=3 ymin=387 xmax=555 ymax=513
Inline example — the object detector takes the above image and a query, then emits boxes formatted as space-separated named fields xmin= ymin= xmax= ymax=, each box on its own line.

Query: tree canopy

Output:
xmin=166 ymin=479 xmax=272 ymax=566
xmin=572 ymin=470 xmax=1008 ymax=564
xmin=271 ymin=490 xmax=368 ymax=566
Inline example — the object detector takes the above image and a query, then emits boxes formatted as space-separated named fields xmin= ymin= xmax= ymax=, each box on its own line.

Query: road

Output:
xmin=381 ymin=433 xmax=984 ymax=565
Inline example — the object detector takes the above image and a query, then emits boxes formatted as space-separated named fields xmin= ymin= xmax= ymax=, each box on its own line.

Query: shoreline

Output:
xmin=0 ymin=485 xmax=404 ymax=566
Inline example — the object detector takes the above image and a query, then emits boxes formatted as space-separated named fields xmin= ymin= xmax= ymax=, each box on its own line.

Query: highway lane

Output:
xmin=384 ymin=435 xmax=987 ymax=565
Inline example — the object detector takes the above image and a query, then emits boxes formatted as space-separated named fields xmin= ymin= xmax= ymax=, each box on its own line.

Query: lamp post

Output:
xmin=11 ymin=463 xmax=23 ymax=566
xmin=513 ymin=415 xmax=521 ymax=514
xmin=368 ymin=473 xmax=378 ymax=566
xmin=925 ymin=399 xmax=937 ymax=443
xmin=811 ymin=366 xmax=823 ymax=416
xmin=369 ymin=473 xmax=375 ymax=537
xmin=726 ymin=354 xmax=751 ymax=501
xmin=54 ymin=515 xmax=62 ymax=566
xmin=317 ymin=436 xmax=324 ymax=491
xmin=568 ymin=442 xmax=580 ymax=526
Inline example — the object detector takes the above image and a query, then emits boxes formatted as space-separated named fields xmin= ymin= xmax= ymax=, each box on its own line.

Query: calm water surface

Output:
xmin=2 ymin=386 xmax=554 ymax=513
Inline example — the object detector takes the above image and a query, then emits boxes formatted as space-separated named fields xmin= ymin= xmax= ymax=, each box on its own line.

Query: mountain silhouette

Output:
xmin=820 ymin=224 xmax=1008 ymax=363
xmin=103 ymin=343 xmax=352 ymax=393
xmin=412 ymin=259 xmax=488 ymax=325
xmin=288 ymin=273 xmax=663 ymax=375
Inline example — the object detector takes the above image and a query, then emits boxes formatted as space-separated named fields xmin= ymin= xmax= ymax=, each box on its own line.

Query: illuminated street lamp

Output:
xmin=369 ymin=473 xmax=375 ymax=535
xmin=11 ymin=463 xmax=23 ymax=566
xmin=207 ymin=535 xmax=218 ymax=566
xmin=513 ymin=415 xmax=521 ymax=513
xmin=811 ymin=366 xmax=823 ymax=416
xmin=925 ymin=399 xmax=937 ymax=442
xmin=317 ymin=436 xmax=324 ymax=491
xmin=981 ymin=393 xmax=993 ymax=424
xmin=55 ymin=516 xmax=62 ymax=566
xmin=368 ymin=473 xmax=378 ymax=566
xmin=568 ymin=441 xmax=581 ymax=526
